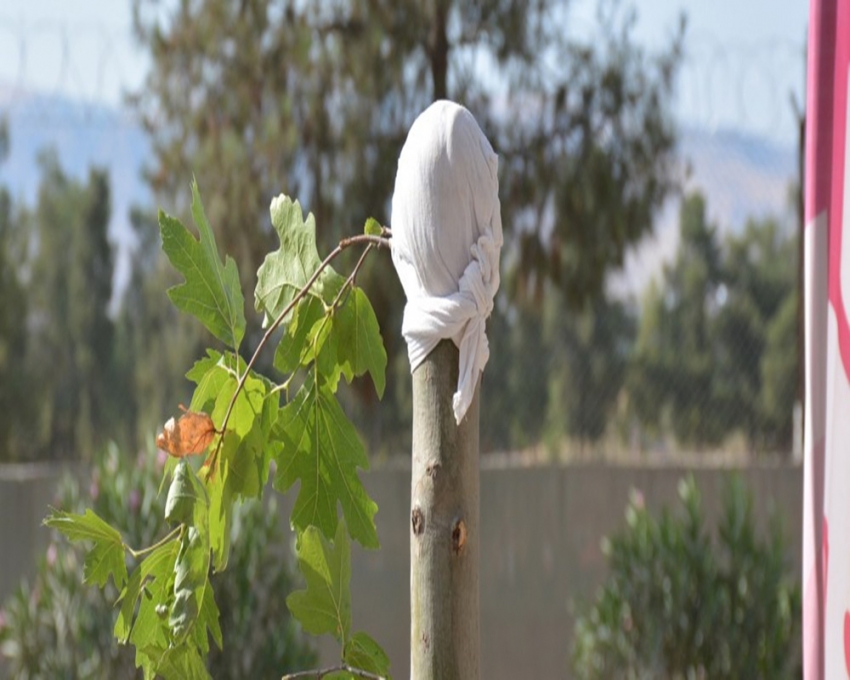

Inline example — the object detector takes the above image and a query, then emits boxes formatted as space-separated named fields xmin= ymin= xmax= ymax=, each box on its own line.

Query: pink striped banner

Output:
xmin=803 ymin=0 xmax=850 ymax=677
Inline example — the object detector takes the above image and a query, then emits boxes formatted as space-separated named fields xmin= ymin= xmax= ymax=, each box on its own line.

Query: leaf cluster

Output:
xmin=45 ymin=183 xmax=391 ymax=679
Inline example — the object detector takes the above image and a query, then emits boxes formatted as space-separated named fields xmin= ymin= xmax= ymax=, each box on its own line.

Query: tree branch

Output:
xmin=206 ymin=232 xmax=390 ymax=472
xmin=282 ymin=664 xmax=386 ymax=680
xmin=126 ymin=526 xmax=182 ymax=560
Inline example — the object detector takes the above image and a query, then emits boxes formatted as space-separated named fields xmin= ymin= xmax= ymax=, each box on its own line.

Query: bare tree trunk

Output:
xmin=428 ymin=0 xmax=449 ymax=101
xmin=410 ymin=339 xmax=480 ymax=680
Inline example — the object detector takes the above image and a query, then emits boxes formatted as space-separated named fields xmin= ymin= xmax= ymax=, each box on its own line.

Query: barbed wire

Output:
xmin=0 ymin=18 xmax=143 ymax=125
xmin=678 ymin=31 xmax=804 ymax=141
xmin=0 ymin=17 xmax=804 ymax=457
xmin=0 ymin=18 xmax=806 ymax=143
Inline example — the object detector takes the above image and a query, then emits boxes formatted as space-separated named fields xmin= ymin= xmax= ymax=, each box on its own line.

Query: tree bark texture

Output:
xmin=410 ymin=339 xmax=480 ymax=680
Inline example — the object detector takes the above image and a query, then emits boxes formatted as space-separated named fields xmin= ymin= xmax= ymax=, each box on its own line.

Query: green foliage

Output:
xmin=160 ymin=180 xmax=246 ymax=350
xmin=36 ymin=185 xmax=389 ymax=678
xmin=628 ymin=192 xmax=799 ymax=453
xmin=287 ymin=522 xmax=352 ymax=642
xmin=482 ymin=288 xmax=635 ymax=453
xmin=43 ymin=509 xmax=128 ymax=590
xmin=287 ymin=522 xmax=391 ymax=679
xmin=1 ymin=444 xmax=315 ymax=679
xmin=0 ymin=120 xmax=28 ymax=459
xmin=343 ymin=632 xmax=391 ymax=679
xmin=0 ymin=152 xmax=120 ymax=460
xmin=363 ymin=218 xmax=383 ymax=237
xmin=273 ymin=375 xmax=379 ymax=548
xmin=256 ymin=195 xmax=343 ymax=325
xmin=572 ymin=475 xmax=801 ymax=679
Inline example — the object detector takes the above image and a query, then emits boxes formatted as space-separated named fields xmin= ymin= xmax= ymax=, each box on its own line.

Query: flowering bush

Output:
xmin=0 ymin=442 xmax=315 ymax=678
xmin=572 ymin=475 xmax=801 ymax=679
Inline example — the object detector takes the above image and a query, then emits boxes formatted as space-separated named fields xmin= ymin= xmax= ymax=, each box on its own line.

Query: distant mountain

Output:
xmin=0 ymin=92 xmax=797 ymax=306
xmin=609 ymin=126 xmax=797 ymax=300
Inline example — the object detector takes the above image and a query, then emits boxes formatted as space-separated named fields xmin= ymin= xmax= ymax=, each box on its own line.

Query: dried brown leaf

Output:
xmin=156 ymin=409 xmax=217 ymax=457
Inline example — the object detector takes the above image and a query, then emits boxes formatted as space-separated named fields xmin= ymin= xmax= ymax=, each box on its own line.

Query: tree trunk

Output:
xmin=410 ymin=339 xmax=480 ymax=680
xmin=429 ymin=0 xmax=449 ymax=101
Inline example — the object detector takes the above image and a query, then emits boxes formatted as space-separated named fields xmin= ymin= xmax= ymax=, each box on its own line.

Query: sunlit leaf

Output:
xmin=169 ymin=526 xmax=210 ymax=642
xmin=254 ymin=194 xmax=344 ymax=326
xmin=114 ymin=566 xmax=142 ymax=643
xmin=274 ymin=296 xmax=325 ymax=375
xmin=130 ymin=539 xmax=180 ymax=674
xmin=286 ymin=521 xmax=351 ymax=643
xmin=334 ymin=287 xmax=387 ymax=397
xmin=160 ymin=180 xmax=245 ymax=349
xmin=363 ymin=217 xmax=382 ymax=237
xmin=204 ymin=371 xmax=276 ymax=571
xmin=272 ymin=375 xmax=378 ymax=548
xmin=44 ymin=509 xmax=128 ymax=590
xmin=344 ymin=631 xmax=392 ymax=679
xmin=165 ymin=461 xmax=208 ymax=526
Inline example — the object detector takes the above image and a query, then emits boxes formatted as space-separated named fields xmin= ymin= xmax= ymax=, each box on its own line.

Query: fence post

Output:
xmin=410 ymin=339 xmax=480 ymax=679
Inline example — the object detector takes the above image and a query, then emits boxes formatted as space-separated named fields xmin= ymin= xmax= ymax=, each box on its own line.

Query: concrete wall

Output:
xmin=341 ymin=462 xmax=802 ymax=679
xmin=0 ymin=463 xmax=84 ymax=604
xmin=0 ymin=461 xmax=802 ymax=678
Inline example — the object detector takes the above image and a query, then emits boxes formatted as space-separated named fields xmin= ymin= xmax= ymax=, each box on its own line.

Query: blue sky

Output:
xmin=0 ymin=0 xmax=807 ymax=145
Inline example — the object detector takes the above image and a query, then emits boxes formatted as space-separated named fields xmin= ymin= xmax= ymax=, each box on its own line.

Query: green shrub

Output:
xmin=0 ymin=442 xmax=315 ymax=679
xmin=572 ymin=475 xmax=800 ymax=679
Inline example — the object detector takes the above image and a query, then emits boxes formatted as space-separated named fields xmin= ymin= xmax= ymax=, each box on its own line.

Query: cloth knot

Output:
xmin=390 ymin=100 xmax=503 ymax=424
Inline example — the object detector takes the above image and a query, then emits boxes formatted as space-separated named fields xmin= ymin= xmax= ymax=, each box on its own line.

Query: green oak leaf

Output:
xmin=334 ymin=287 xmax=387 ymax=398
xmin=114 ymin=565 xmax=142 ymax=643
xmin=274 ymin=295 xmax=325 ymax=375
xmin=187 ymin=351 xmax=231 ymax=413
xmin=364 ymin=217 xmax=383 ymax=237
xmin=302 ymin=311 xmax=340 ymax=390
xmin=141 ymin=644 xmax=211 ymax=680
xmin=192 ymin=579 xmax=223 ymax=654
xmin=130 ymin=538 xmax=180 ymax=674
xmin=211 ymin=372 xmax=273 ymax=497
xmin=185 ymin=349 xmax=221 ymax=383
xmin=160 ymin=180 xmax=246 ymax=349
xmin=344 ymin=631 xmax=392 ymax=679
xmin=291 ymin=287 xmax=386 ymax=398
xmin=206 ymin=468 xmax=234 ymax=573
xmin=165 ymin=461 xmax=208 ymax=526
xmin=44 ymin=508 xmax=128 ymax=590
xmin=272 ymin=375 xmax=378 ymax=548
xmin=205 ymin=371 xmax=276 ymax=571
xmin=254 ymin=194 xmax=344 ymax=326
xmin=286 ymin=521 xmax=351 ymax=644
xmin=169 ymin=526 xmax=211 ymax=643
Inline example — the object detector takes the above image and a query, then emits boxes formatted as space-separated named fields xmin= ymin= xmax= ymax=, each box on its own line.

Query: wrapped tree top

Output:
xmin=391 ymin=100 xmax=503 ymax=424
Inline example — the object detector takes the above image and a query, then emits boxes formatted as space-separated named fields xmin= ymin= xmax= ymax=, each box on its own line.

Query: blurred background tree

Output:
xmin=0 ymin=0 xmax=801 ymax=462
xmin=127 ymin=0 xmax=683 ymax=455
xmin=627 ymin=192 xmax=798 ymax=455
xmin=0 ymin=140 xmax=128 ymax=461
xmin=0 ymin=121 xmax=30 ymax=461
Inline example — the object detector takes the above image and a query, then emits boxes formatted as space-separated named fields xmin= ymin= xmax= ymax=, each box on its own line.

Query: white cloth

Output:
xmin=390 ymin=100 xmax=503 ymax=424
